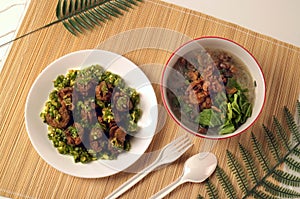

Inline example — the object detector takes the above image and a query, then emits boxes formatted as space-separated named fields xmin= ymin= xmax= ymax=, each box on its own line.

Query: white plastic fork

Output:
xmin=105 ymin=134 xmax=193 ymax=199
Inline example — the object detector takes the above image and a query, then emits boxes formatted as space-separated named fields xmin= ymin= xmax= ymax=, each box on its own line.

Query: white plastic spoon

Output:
xmin=150 ymin=152 xmax=217 ymax=199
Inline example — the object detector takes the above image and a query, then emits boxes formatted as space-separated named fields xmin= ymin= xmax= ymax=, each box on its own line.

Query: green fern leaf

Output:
xmin=226 ymin=150 xmax=249 ymax=194
xmin=105 ymin=3 xmax=123 ymax=15
xmin=86 ymin=11 xmax=100 ymax=25
xmin=263 ymin=180 xmax=300 ymax=198
xmin=62 ymin=21 xmax=77 ymax=35
xmin=285 ymin=157 xmax=300 ymax=172
xmin=263 ymin=124 xmax=281 ymax=161
xmin=74 ymin=0 xmax=80 ymax=11
xmin=62 ymin=0 xmax=68 ymax=16
xmin=56 ymin=0 xmax=63 ymax=18
xmin=205 ymin=179 xmax=219 ymax=199
xmin=296 ymin=100 xmax=300 ymax=121
xmin=252 ymin=190 xmax=280 ymax=199
xmin=116 ymin=0 xmax=133 ymax=8
xmin=90 ymin=9 xmax=105 ymax=22
xmin=126 ymin=0 xmax=138 ymax=5
xmin=68 ymin=0 xmax=74 ymax=13
xmin=201 ymin=102 xmax=300 ymax=199
xmin=74 ymin=15 xmax=89 ymax=30
xmin=68 ymin=18 xmax=83 ymax=33
xmin=79 ymin=13 xmax=94 ymax=28
xmin=100 ymin=4 xmax=119 ymax=17
xmin=273 ymin=116 xmax=291 ymax=151
xmin=81 ymin=0 xmax=87 ymax=9
xmin=216 ymin=166 xmax=237 ymax=198
xmin=284 ymin=106 xmax=300 ymax=142
xmin=239 ymin=143 xmax=260 ymax=184
xmin=197 ymin=195 xmax=205 ymax=199
xmin=292 ymin=147 xmax=300 ymax=158
xmin=109 ymin=1 xmax=128 ymax=11
xmin=94 ymin=7 xmax=110 ymax=19
xmin=56 ymin=0 xmax=142 ymax=35
xmin=272 ymin=169 xmax=300 ymax=186
xmin=251 ymin=132 xmax=270 ymax=173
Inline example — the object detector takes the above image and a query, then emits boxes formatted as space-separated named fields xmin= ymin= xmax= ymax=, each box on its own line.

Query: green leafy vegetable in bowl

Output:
xmin=196 ymin=79 xmax=252 ymax=135
xmin=40 ymin=65 xmax=142 ymax=163
xmin=166 ymin=48 xmax=254 ymax=136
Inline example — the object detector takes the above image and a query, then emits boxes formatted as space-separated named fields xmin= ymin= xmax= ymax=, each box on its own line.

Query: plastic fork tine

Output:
xmin=105 ymin=134 xmax=193 ymax=199
xmin=176 ymin=139 xmax=193 ymax=153
xmin=166 ymin=135 xmax=185 ymax=148
xmin=168 ymin=135 xmax=190 ymax=149
xmin=172 ymin=136 xmax=192 ymax=150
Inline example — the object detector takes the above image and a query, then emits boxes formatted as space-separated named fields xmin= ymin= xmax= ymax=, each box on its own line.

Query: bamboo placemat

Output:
xmin=1 ymin=0 xmax=300 ymax=198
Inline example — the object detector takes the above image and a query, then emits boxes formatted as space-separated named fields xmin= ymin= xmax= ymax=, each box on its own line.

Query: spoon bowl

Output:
xmin=150 ymin=152 xmax=217 ymax=199
xmin=182 ymin=152 xmax=218 ymax=183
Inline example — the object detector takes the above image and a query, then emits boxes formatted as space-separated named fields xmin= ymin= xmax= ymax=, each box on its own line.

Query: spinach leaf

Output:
xmin=220 ymin=122 xmax=235 ymax=135
xmin=196 ymin=109 xmax=224 ymax=127
xmin=218 ymin=80 xmax=253 ymax=135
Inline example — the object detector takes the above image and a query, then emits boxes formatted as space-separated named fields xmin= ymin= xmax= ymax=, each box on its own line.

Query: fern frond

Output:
xmin=68 ymin=18 xmax=83 ymax=33
xmin=205 ymin=179 xmax=219 ymax=199
xmin=115 ymin=0 xmax=134 ymax=8
xmin=226 ymin=150 xmax=249 ymax=194
xmin=263 ymin=124 xmax=281 ymax=161
xmin=272 ymin=169 xmax=300 ymax=186
xmin=285 ymin=157 xmax=300 ymax=172
xmin=62 ymin=20 xmax=77 ymax=35
xmin=252 ymin=190 xmax=280 ymax=199
xmin=296 ymin=100 xmax=300 ymax=123
xmin=79 ymin=12 xmax=95 ymax=28
xmin=56 ymin=0 xmax=142 ymax=35
xmin=251 ymin=132 xmax=270 ymax=173
xmin=100 ymin=4 xmax=121 ymax=17
xmin=273 ymin=116 xmax=291 ymax=151
xmin=284 ymin=106 xmax=300 ymax=142
xmin=201 ymin=103 xmax=300 ymax=199
xmin=197 ymin=195 xmax=205 ymax=199
xmin=263 ymin=180 xmax=300 ymax=198
xmin=109 ymin=1 xmax=128 ymax=11
xmin=216 ymin=166 xmax=237 ymax=198
xmin=239 ymin=143 xmax=260 ymax=184
xmin=292 ymin=147 xmax=300 ymax=158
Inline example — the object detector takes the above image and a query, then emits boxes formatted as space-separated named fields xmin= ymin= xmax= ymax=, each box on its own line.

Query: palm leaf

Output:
xmin=56 ymin=0 xmax=143 ymax=35
xmin=199 ymin=101 xmax=300 ymax=199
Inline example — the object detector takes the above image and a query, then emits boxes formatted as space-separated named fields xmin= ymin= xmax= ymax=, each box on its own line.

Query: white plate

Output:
xmin=25 ymin=49 xmax=158 ymax=178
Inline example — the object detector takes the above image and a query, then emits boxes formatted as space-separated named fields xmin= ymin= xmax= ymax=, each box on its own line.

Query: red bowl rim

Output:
xmin=160 ymin=36 xmax=266 ymax=140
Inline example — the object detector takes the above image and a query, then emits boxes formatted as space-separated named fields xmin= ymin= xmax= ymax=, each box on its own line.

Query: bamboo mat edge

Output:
xmin=0 ymin=0 xmax=300 ymax=199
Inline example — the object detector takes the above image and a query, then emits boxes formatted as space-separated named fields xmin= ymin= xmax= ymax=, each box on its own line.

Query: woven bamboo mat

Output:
xmin=0 ymin=0 xmax=300 ymax=198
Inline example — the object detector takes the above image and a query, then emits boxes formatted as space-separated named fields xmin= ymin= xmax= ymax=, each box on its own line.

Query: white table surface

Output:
xmin=163 ymin=0 xmax=300 ymax=48
xmin=0 ymin=0 xmax=300 ymax=72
